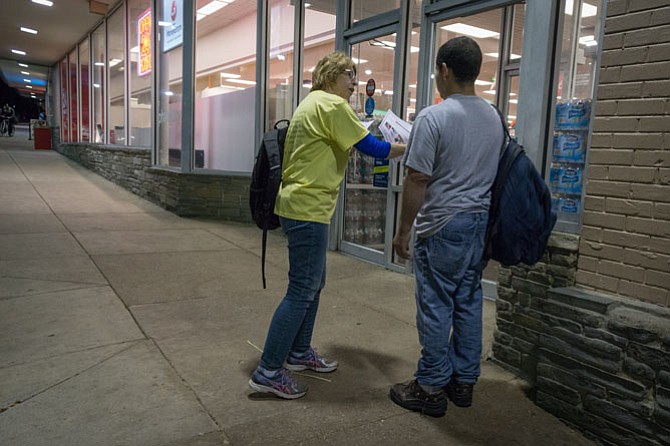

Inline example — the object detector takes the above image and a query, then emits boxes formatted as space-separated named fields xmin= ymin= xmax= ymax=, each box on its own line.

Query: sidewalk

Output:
xmin=0 ymin=128 xmax=594 ymax=446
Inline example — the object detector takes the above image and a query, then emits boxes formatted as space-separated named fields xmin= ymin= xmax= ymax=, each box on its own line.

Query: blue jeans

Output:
xmin=413 ymin=212 xmax=488 ymax=387
xmin=259 ymin=217 xmax=328 ymax=371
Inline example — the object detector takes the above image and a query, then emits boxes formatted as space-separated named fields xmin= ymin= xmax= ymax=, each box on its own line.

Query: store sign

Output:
xmin=163 ymin=0 xmax=183 ymax=52
xmin=138 ymin=8 xmax=152 ymax=77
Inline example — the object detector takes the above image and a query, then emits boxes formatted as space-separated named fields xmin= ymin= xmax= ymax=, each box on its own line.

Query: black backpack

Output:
xmin=249 ymin=119 xmax=290 ymax=288
xmin=484 ymin=108 xmax=557 ymax=266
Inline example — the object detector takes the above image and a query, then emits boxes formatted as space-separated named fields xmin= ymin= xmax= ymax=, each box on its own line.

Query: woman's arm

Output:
xmin=354 ymin=133 xmax=406 ymax=160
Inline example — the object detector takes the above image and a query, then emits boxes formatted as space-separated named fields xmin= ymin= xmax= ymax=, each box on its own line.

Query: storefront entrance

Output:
xmin=337 ymin=1 xmax=525 ymax=298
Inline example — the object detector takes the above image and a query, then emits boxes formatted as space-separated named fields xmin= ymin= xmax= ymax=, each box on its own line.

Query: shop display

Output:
xmin=551 ymin=99 xmax=591 ymax=218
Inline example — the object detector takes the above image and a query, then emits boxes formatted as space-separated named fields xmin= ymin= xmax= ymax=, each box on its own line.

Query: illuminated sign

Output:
xmin=138 ymin=8 xmax=152 ymax=76
xmin=163 ymin=0 xmax=183 ymax=52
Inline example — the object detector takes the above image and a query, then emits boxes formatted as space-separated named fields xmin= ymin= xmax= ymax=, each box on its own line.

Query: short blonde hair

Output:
xmin=311 ymin=51 xmax=356 ymax=92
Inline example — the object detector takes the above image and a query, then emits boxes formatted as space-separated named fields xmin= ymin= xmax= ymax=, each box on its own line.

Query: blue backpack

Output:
xmin=484 ymin=109 xmax=557 ymax=266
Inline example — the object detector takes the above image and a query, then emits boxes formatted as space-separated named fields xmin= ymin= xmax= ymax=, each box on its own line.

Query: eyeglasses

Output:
xmin=342 ymin=69 xmax=356 ymax=80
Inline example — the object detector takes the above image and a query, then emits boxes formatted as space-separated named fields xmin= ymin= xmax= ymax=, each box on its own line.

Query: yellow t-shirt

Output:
xmin=275 ymin=90 xmax=368 ymax=224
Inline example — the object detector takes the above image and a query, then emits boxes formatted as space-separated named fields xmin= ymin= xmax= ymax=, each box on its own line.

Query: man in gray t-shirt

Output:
xmin=390 ymin=36 xmax=503 ymax=418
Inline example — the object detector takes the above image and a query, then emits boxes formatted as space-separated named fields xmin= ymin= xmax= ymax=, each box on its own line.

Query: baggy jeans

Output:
xmin=259 ymin=217 xmax=328 ymax=371
xmin=413 ymin=212 xmax=488 ymax=387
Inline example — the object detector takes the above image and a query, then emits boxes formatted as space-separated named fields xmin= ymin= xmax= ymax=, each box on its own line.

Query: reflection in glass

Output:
xmin=300 ymin=3 xmax=336 ymax=102
xmin=60 ymin=58 xmax=69 ymax=142
xmin=91 ymin=25 xmax=105 ymax=143
xmin=69 ymin=49 xmax=78 ymax=142
xmin=128 ymin=0 xmax=153 ymax=147
xmin=194 ymin=0 xmax=257 ymax=171
xmin=79 ymin=39 xmax=90 ymax=142
xmin=351 ymin=0 xmax=400 ymax=23
xmin=107 ymin=7 xmax=126 ymax=144
xmin=267 ymin=0 xmax=294 ymax=128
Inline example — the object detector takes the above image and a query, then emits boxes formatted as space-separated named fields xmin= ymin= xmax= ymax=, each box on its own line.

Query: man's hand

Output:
xmin=393 ymin=230 xmax=412 ymax=260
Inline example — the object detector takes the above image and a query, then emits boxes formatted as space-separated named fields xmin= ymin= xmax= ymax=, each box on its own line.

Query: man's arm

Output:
xmin=393 ymin=167 xmax=430 ymax=260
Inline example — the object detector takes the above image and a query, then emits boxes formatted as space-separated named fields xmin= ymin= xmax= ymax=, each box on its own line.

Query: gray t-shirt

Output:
xmin=403 ymin=94 xmax=504 ymax=238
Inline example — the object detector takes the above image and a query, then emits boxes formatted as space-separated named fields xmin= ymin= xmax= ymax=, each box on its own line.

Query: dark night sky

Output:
xmin=0 ymin=76 xmax=43 ymax=122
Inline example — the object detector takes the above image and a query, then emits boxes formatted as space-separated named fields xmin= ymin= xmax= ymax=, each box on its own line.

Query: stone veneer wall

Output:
xmin=56 ymin=142 xmax=253 ymax=222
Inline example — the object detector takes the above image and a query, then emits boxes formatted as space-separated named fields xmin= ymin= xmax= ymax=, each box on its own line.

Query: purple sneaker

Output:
xmin=285 ymin=348 xmax=338 ymax=373
xmin=248 ymin=368 xmax=308 ymax=399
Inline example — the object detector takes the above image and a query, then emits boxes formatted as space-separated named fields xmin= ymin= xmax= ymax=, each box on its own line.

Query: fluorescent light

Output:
xmin=565 ymin=0 xmax=598 ymax=17
xmin=220 ymin=72 xmax=241 ymax=78
xmin=20 ymin=26 xmax=38 ymax=34
xmin=351 ymin=57 xmax=367 ymax=64
xmin=305 ymin=3 xmax=311 ymax=7
xmin=409 ymin=84 xmax=416 ymax=89
xmin=31 ymin=0 xmax=53 ymax=6
xmin=485 ymin=52 xmax=521 ymax=59
xmin=130 ymin=46 xmax=139 ymax=53
xmin=94 ymin=62 xmax=105 ymax=66
xmin=158 ymin=21 xmax=172 ymax=27
xmin=579 ymin=35 xmax=598 ymax=46
xmin=12 ymin=49 xmax=27 ymax=55
xmin=197 ymin=1 xmax=227 ymax=16
xmin=109 ymin=58 xmax=122 ymax=67
xmin=483 ymin=90 xmax=496 ymax=95
xmin=442 ymin=23 xmax=499 ymax=39
xmin=19 ymin=63 xmax=28 ymax=67
xmin=21 ymin=71 xmax=30 ymax=75
xmin=308 ymin=66 xmax=315 ymax=72
xmin=196 ymin=13 xmax=206 ymax=21
xmin=226 ymin=79 xmax=256 ymax=85
xmin=475 ymin=80 xmax=494 ymax=86
xmin=23 ymin=79 xmax=32 ymax=83
xmin=583 ymin=40 xmax=598 ymax=47
xmin=164 ymin=91 xmax=174 ymax=96
xmin=26 ymin=85 xmax=33 ymax=89
xmin=364 ymin=69 xmax=372 ymax=75
xmin=410 ymin=46 xmax=419 ymax=53
xmin=93 ymin=83 xmax=101 ymax=88
xmin=509 ymin=99 xmax=518 ymax=104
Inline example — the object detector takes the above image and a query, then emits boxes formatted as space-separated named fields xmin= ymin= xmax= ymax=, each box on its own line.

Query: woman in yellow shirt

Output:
xmin=249 ymin=52 xmax=405 ymax=399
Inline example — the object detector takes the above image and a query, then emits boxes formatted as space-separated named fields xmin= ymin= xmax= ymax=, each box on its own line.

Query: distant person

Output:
xmin=248 ymin=51 xmax=405 ymax=399
xmin=390 ymin=36 xmax=503 ymax=417
xmin=38 ymin=109 xmax=46 ymax=120
xmin=1 ymin=104 xmax=16 ymax=137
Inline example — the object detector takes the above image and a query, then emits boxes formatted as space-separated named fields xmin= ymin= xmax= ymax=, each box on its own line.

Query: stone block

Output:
xmin=539 ymin=349 xmax=648 ymax=401
xmin=526 ymin=308 xmax=582 ymax=334
xmin=548 ymin=287 xmax=619 ymax=314
xmin=660 ymin=371 xmax=670 ymax=388
xmin=623 ymin=357 xmax=657 ymax=383
xmin=492 ymin=343 xmax=520 ymax=369
xmin=548 ymin=327 xmax=625 ymax=361
xmin=510 ymin=277 xmax=548 ymax=298
xmin=658 ymin=387 xmax=670 ymax=411
xmin=608 ymin=320 xmax=659 ymax=344
xmin=609 ymin=305 xmax=670 ymax=340
xmin=579 ymin=411 xmax=659 ymax=446
xmin=535 ymin=390 xmax=581 ymax=423
xmin=628 ymin=342 xmax=670 ymax=372
xmin=539 ymin=333 xmax=622 ymax=373
xmin=537 ymin=376 xmax=581 ymax=405
xmin=493 ymin=328 xmax=513 ymax=346
xmin=496 ymin=319 xmax=541 ymax=344
xmin=537 ymin=362 xmax=607 ymax=398
xmin=610 ymin=394 xmax=655 ymax=418
xmin=584 ymin=327 xmax=629 ymax=349
xmin=531 ymin=298 xmax=606 ymax=328
xmin=548 ymin=232 xmax=580 ymax=251
xmin=512 ymin=336 xmax=536 ymax=355
xmin=584 ymin=395 xmax=660 ymax=439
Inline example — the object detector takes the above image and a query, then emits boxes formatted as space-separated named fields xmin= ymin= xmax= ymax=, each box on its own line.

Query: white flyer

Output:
xmin=379 ymin=110 xmax=412 ymax=144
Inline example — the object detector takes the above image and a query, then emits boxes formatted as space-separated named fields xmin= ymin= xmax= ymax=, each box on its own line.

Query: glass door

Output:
xmin=340 ymin=30 xmax=401 ymax=265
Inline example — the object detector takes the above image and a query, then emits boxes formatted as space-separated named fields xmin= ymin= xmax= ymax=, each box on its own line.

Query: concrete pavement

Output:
xmin=0 ymin=126 xmax=595 ymax=445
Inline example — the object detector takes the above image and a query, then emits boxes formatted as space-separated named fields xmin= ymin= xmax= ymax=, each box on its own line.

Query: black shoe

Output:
xmin=389 ymin=380 xmax=447 ymax=418
xmin=444 ymin=380 xmax=473 ymax=407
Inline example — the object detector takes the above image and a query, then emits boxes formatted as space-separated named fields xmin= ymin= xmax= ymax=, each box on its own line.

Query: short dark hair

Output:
xmin=435 ymin=36 xmax=482 ymax=83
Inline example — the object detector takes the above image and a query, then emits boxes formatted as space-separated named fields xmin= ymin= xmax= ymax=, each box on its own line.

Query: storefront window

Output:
xmin=267 ymin=0 xmax=295 ymax=128
xmin=351 ymin=0 xmax=400 ymax=23
xmin=194 ymin=0 xmax=257 ymax=171
xmin=91 ymin=24 xmax=106 ymax=143
xmin=300 ymin=2 xmax=336 ymax=103
xmin=156 ymin=0 xmax=183 ymax=167
xmin=107 ymin=7 xmax=126 ymax=144
xmin=79 ymin=38 xmax=90 ymax=142
xmin=551 ymin=0 xmax=604 ymax=229
xmin=60 ymin=58 xmax=69 ymax=142
xmin=129 ymin=0 xmax=153 ymax=147
xmin=68 ymin=49 xmax=79 ymax=142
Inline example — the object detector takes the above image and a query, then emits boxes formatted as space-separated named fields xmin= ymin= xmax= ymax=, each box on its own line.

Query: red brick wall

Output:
xmin=577 ymin=0 xmax=670 ymax=306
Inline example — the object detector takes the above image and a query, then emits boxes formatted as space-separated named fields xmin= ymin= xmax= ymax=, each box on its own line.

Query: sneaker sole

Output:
xmin=248 ymin=378 xmax=307 ymax=400
xmin=389 ymin=391 xmax=447 ymax=418
xmin=285 ymin=363 xmax=338 ymax=373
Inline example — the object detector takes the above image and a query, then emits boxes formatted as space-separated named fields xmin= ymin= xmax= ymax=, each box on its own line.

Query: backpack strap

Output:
xmin=260 ymin=130 xmax=282 ymax=290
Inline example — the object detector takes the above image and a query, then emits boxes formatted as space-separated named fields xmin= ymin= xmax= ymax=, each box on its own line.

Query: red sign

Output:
xmin=138 ymin=8 xmax=152 ymax=77
xmin=366 ymin=79 xmax=376 ymax=97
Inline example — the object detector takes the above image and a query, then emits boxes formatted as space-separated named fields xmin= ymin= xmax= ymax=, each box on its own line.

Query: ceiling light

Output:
xmin=565 ymin=0 xmax=598 ymax=17
xmin=364 ymin=69 xmax=372 ymax=75
xmin=26 ymin=85 xmax=33 ymax=89
xmin=197 ymin=1 xmax=227 ymax=16
xmin=20 ymin=26 xmax=38 ymax=34
xmin=19 ymin=63 xmax=28 ymax=67
xmin=158 ymin=21 xmax=172 ymax=27
xmin=579 ymin=35 xmax=598 ymax=46
xmin=31 ymin=0 xmax=53 ymax=6
xmin=109 ymin=58 xmax=122 ymax=67
xmin=220 ymin=72 xmax=241 ymax=78
xmin=483 ymin=90 xmax=496 ymax=95
xmin=164 ymin=91 xmax=174 ymax=96
xmin=12 ymin=49 xmax=27 ymax=55
xmin=24 ymin=79 xmax=32 ymax=83
xmin=475 ymin=80 xmax=494 ymax=86
xmin=226 ymin=79 xmax=256 ymax=85
xmin=441 ymin=23 xmax=500 ymax=39
xmin=484 ymin=52 xmax=521 ymax=59
xmin=21 ymin=71 xmax=30 ymax=75
xmin=351 ymin=57 xmax=367 ymax=64
xmin=93 ymin=83 xmax=101 ymax=88
xmin=130 ymin=46 xmax=139 ymax=53
xmin=409 ymin=84 xmax=416 ymax=89
xmin=196 ymin=13 xmax=206 ymax=21
xmin=94 ymin=62 xmax=105 ymax=66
